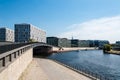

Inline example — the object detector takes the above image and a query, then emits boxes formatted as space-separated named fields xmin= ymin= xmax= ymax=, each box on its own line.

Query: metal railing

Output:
xmin=49 ymin=58 xmax=111 ymax=80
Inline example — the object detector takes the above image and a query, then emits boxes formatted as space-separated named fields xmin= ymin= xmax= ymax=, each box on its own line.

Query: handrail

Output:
xmin=0 ymin=44 xmax=32 ymax=59
xmin=0 ymin=44 xmax=32 ymax=70
xmin=0 ymin=42 xmax=50 ymax=54
xmin=0 ymin=42 xmax=33 ymax=54
xmin=49 ymin=58 xmax=111 ymax=80
xmin=0 ymin=42 xmax=52 ymax=70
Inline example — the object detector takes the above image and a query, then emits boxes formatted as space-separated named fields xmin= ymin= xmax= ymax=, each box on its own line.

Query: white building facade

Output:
xmin=15 ymin=24 xmax=46 ymax=43
xmin=0 ymin=27 xmax=14 ymax=42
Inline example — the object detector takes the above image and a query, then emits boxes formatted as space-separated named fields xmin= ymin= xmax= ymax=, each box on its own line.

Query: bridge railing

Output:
xmin=0 ymin=44 xmax=32 ymax=71
xmin=0 ymin=42 xmax=52 ymax=71
xmin=0 ymin=42 xmax=35 ymax=54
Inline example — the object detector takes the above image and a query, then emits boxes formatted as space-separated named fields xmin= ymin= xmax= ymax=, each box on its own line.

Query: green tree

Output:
xmin=29 ymin=38 xmax=35 ymax=42
xmin=103 ymin=44 xmax=111 ymax=51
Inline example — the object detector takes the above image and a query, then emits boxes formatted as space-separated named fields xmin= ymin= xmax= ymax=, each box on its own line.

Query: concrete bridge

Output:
xmin=0 ymin=42 xmax=53 ymax=80
xmin=0 ymin=42 xmax=97 ymax=80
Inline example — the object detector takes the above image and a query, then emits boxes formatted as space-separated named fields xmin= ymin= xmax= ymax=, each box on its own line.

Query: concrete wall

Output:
xmin=0 ymin=48 xmax=33 ymax=80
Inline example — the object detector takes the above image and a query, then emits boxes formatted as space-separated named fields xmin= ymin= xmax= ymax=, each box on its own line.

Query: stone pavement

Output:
xmin=19 ymin=58 xmax=91 ymax=80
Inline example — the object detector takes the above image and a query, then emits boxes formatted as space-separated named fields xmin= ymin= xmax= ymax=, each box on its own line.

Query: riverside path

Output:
xmin=19 ymin=58 xmax=91 ymax=80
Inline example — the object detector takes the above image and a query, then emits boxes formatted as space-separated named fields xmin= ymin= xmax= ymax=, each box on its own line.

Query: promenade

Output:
xmin=52 ymin=47 xmax=97 ymax=52
xmin=19 ymin=58 xmax=91 ymax=80
xmin=106 ymin=50 xmax=120 ymax=55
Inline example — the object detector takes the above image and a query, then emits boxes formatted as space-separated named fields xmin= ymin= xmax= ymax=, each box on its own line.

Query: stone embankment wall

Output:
xmin=53 ymin=47 xmax=96 ymax=51
xmin=0 ymin=48 xmax=33 ymax=80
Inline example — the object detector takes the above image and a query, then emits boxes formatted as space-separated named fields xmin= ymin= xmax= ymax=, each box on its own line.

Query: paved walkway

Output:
xmin=19 ymin=58 xmax=91 ymax=80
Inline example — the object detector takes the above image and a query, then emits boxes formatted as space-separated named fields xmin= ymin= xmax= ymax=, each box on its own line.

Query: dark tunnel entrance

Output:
xmin=33 ymin=45 xmax=53 ymax=57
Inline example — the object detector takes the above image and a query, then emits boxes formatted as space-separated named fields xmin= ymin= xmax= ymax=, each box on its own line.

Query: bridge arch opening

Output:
xmin=33 ymin=45 xmax=53 ymax=57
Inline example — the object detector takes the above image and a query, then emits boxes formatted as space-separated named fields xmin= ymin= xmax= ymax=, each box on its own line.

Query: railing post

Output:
xmin=9 ymin=54 xmax=12 ymax=62
xmin=22 ymin=49 xmax=24 ymax=54
xmin=3 ymin=57 xmax=6 ymax=67
xmin=23 ymin=48 xmax=24 ymax=52
xmin=19 ymin=49 xmax=21 ymax=55
xmin=0 ymin=44 xmax=33 ymax=69
xmin=21 ymin=49 xmax=23 ymax=54
xmin=14 ymin=52 xmax=16 ymax=58
xmin=18 ymin=50 xmax=20 ymax=56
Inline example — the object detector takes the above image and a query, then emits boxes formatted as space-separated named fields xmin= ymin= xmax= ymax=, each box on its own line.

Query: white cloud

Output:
xmin=58 ymin=16 xmax=120 ymax=43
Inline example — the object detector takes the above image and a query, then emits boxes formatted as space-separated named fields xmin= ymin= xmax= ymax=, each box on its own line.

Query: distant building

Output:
xmin=71 ymin=40 xmax=110 ymax=47
xmin=47 ymin=37 xmax=110 ymax=48
xmin=99 ymin=40 xmax=109 ymax=47
xmin=47 ymin=37 xmax=59 ymax=46
xmin=88 ymin=40 xmax=95 ymax=47
xmin=71 ymin=39 xmax=79 ymax=47
xmin=93 ymin=40 xmax=109 ymax=48
xmin=94 ymin=40 xmax=99 ymax=47
xmin=0 ymin=27 xmax=14 ymax=42
xmin=79 ymin=40 xmax=90 ymax=47
xmin=67 ymin=40 xmax=71 ymax=47
xmin=71 ymin=39 xmax=93 ymax=47
xmin=112 ymin=41 xmax=120 ymax=51
xmin=15 ymin=23 xmax=46 ymax=43
xmin=116 ymin=41 xmax=120 ymax=45
xmin=59 ymin=38 xmax=71 ymax=47
xmin=47 ymin=37 xmax=71 ymax=47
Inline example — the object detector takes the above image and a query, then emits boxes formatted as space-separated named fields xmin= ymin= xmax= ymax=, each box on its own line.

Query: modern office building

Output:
xmin=47 ymin=37 xmax=59 ymax=46
xmin=79 ymin=40 xmax=90 ymax=47
xmin=93 ymin=40 xmax=109 ymax=49
xmin=59 ymin=38 xmax=71 ymax=47
xmin=47 ymin=37 xmax=71 ymax=47
xmin=15 ymin=23 xmax=46 ymax=43
xmin=116 ymin=41 xmax=120 ymax=45
xmin=112 ymin=41 xmax=120 ymax=51
xmin=71 ymin=39 xmax=90 ymax=47
xmin=71 ymin=39 xmax=79 ymax=47
xmin=94 ymin=40 xmax=100 ymax=47
xmin=88 ymin=40 xmax=95 ymax=47
xmin=71 ymin=39 xmax=109 ymax=47
xmin=98 ymin=40 xmax=109 ymax=48
xmin=0 ymin=27 xmax=14 ymax=42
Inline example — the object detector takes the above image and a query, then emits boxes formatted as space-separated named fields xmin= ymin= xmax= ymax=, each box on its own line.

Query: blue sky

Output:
xmin=0 ymin=0 xmax=120 ymax=43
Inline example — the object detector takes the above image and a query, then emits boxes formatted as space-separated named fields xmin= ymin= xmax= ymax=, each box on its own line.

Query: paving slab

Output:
xmin=19 ymin=58 xmax=91 ymax=80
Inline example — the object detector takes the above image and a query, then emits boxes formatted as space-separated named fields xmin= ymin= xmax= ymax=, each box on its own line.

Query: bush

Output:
xmin=29 ymin=39 xmax=35 ymax=42
xmin=103 ymin=44 xmax=111 ymax=51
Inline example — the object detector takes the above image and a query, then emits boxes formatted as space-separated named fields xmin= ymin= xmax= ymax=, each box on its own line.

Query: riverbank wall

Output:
xmin=52 ymin=47 xmax=97 ymax=53
xmin=51 ymin=59 xmax=97 ymax=80
xmin=105 ymin=50 xmax=120 ymax=55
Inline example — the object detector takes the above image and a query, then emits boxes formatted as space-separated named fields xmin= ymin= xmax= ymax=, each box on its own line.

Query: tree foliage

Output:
xmin=103 ymin=44 xmax=111 ymax=51
xmin=29 ymin=39 xmax=35 ymax=42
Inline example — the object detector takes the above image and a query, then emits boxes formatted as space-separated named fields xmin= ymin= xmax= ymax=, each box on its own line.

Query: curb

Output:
xmin=51 ymin=59 xmax=98 ymax=80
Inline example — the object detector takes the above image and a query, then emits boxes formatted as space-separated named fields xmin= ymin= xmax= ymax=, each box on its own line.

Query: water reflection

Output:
xmin=48 ymin=50 xmax=120 ymax=80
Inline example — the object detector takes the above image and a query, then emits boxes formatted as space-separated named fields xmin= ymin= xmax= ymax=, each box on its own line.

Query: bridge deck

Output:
xmin=19 ymin=58 xmax=91 ymax=80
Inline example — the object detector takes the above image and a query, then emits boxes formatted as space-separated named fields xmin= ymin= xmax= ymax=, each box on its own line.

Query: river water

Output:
xmin=48 ymin=50 xmax=120 ymax=80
